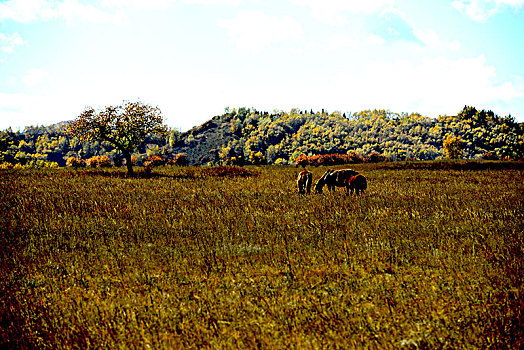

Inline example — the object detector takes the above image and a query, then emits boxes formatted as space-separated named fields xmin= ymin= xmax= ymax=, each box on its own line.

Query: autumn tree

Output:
xmin=442 ymin=134 xmax=466 ymax=159
xmin=67 ymin=101 xmax=168 ymax=176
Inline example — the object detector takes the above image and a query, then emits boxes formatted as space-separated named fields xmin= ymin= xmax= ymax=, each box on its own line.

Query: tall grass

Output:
xmin=1 ymin=164 xmax=522 ymax=349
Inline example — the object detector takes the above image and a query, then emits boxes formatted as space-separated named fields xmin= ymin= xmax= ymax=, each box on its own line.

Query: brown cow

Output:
xmin=315 ymin=168 xmax=361 ymax=195
xmin=297 ymin=170 xmax=313 ymax=194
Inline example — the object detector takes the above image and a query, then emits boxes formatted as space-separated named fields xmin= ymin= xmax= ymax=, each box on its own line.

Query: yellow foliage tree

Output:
xmin=443 ymin=134 xmax=465 ymax=159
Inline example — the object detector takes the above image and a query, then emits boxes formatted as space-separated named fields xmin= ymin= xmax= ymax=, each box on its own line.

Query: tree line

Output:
xmin=180 ymin=105 xmax=523 ymax=165
xmin=1 ymin=105 xmax=523 ymax=171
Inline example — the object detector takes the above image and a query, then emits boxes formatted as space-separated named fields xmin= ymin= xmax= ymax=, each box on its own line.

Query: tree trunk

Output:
xmin=124 ymin=151 xmax=134 ymax=177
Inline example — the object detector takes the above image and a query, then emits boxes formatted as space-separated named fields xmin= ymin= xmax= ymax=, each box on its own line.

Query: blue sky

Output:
xmin=1 ymin=0 xmax=523 ymax=131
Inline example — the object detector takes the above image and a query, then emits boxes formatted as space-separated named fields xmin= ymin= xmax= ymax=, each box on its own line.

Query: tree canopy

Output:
xmin=67 ymin=101 xmax=168 ymax=175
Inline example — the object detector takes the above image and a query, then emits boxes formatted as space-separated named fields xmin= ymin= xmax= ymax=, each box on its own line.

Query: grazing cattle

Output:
xmin=315 ymin=168 xmax=360 ymax=195
xmin=347 ymin=174 xmax=367 ymax=195
xmin=297 ymin=170 xmax=313 ymax=194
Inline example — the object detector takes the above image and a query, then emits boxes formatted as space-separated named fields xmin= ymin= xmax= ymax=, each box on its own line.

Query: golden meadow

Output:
xmin=1 ymin=163 xmax=522 ymax=349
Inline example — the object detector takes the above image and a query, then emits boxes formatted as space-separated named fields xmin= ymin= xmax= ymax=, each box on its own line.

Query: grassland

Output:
xmin=1 ymin=163 xmax=523 ymax=349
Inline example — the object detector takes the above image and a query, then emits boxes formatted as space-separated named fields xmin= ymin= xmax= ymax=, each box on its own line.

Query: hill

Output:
xmin=170 ymin=106 xmax=524 ymax=165
xmin=1 ymin=106 xmax=523 ymax=167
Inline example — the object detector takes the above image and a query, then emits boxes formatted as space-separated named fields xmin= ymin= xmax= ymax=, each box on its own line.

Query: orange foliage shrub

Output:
xmin=294 ymin=154 xmax=309 ymax=167
xmin=66 ymin=157 xmax=86 ymax=168
xmin=144 ymin=155 xmax=167 ymax=168
xmin=171 ymin=153 xmax=189 ymax=166
xmin=364 ymin=152 xmax=390 ymax=163
xmin=86 ymin=155 xmax=112 ymax=168
xmin=294 ymin=153 xmax=365 ymax=167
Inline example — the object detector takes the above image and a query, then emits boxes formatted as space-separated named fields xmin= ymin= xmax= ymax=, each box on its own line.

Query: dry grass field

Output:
xmin=1 ymin=163 xmax=522 ymax=349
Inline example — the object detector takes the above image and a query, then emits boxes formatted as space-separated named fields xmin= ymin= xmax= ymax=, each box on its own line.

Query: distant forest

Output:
xmin=1 ymin=106 xmax=523 ymax=168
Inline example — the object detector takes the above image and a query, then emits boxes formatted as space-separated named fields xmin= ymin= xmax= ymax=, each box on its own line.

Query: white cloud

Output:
xmin=0 ymin=0 xmax=122 ymax=24
xmin=413 ymin=28 xmax=460 ymax=51
xmin=377 ymin=7 xmax=461 ymax=51
xmin=326 ymin=32 xmax=386 ymax=50
xmin=0 ymin=32 xmax=25 ymax=53
xmin=100 ymin=0 xmax=243 ymax=10
xmin=325 ymin=55 xmax=523 ymax=117
xmin=452 ymin=0 xmax=524 ymax=21
xmin=0 ymin=71 xmax=239 ymax=131
xmin=218 ymin=10 xmax=303 ymax=53
xmin=182 ymin=0 xmax=243 ymax=5
xmin=289 ymin=0 xmax=395 ymax=26
xmin=101 ymin=0 xmax=176 ymax=10
xmin=327 ymin=32 xmax=359 ymax=50
xmin=0 ymin=0 xmax=243 ymax=23
xmin=0 ymin=92 xmax=62 ymax=129
xmin=367 ymin=33 xmax=386 ymax=46
xmin=1 ymin=54 xmax=522 ymax=131
xmin=22 ymin=68 xmax=49 ymax=86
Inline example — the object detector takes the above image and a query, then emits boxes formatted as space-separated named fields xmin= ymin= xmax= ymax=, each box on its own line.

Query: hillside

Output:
xmin=171 ymin=106 xmax=524 ymax=165
xmin=1 ymin=106 xmax=523 ymax=167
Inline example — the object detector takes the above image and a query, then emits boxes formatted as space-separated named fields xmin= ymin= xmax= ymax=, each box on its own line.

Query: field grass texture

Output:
xmin=1 ymin=163 xmax=523 ymax=349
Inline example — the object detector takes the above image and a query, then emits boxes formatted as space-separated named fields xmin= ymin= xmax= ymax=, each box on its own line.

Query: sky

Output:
xmin=1 ymin=0 xmax=523 ymax=132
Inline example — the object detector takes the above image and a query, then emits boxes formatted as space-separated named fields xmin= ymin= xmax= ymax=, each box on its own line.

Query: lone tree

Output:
xmin=68 ymin=101 xmax=168 ymax=176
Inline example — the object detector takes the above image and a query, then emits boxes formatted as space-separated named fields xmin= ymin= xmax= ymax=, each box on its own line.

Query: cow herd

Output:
xmin=297 ymin=168 xmax=367 ymax=195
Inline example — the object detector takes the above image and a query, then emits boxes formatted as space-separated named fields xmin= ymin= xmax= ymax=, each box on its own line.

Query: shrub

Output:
xmin=66 ymin=157 xmax=86 ymax=168
xmin=274 ymin=158 xmax=288 ymax=165
xmin=144 ymin=155 xmax=167 ymax=168
xmin=346 ymin=151 xmax=365 ymax=164
xmin=222 ymin=156 xmax=245 ymax=166
xmin=478 ymin=152 xmax=499 ymax=160
xmin=98 ymin=156 xmax=113 ymax=168
xmin=364 ymin=152 xmax=390 ymax=163
xmin=86 ymin=156 xmax=112 ymax=168
xmin=25 ymin=159 xmax=60 ymax=168
xmin=0 ymin=162 xmax=14 ymax=170
xmin=172 ymin=153 xmax=189 ymax=166
xmin=249 ymin=151 xmax=266 ymax=165
xmin=294 ymin=154 xmax=309 ymax=167
xmin=294 ymin=153 xmax=365 ymax=167
xmin=86 ymin=157 xmax=97 ymax=168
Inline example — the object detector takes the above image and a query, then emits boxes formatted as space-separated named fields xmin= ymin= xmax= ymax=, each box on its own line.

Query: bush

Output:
xmin=66 ymin=157 xmax=86 ymax=168
xmin=25 ymin=159 xmax=59 ymax=168
xmin=86 ymin=156 xmax=112 ymax=168
xmin=274 ymin=158 xmax=289 ymax=165
xmin=478 ymin=152 xmax=499 ymax=160
xmin=364 ymin=152 xmax=390 ymax=163
xmin=144 ymin=155 xmax=167 ymax=168
xmin=294 ymin=153 xmax=365 ymax=167
xmin=249 ymin=151 xmax=266 ymax=165
xmin=172 ymin=153 xmax=189 ymax=166
xmin=86 ymin=157 xmax=97 ymax=168
xmin=294 ymin=155 xmax=309 ymax=167
xmin=346 ymin=151 xmax=365 ymax=164
xmin=98 ymin=156 xmax=113 ymax=168
xmin=0 ymin=162 xmax=14 ymax=170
